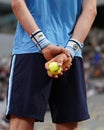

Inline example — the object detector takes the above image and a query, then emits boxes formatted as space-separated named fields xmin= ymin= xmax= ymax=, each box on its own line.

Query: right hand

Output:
xmin=42 ymin=44 xmax=70 ymax=61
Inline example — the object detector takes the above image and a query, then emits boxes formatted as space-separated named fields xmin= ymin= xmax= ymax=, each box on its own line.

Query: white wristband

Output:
xmin=30 ymin=29 xmax=50 ymax=50
xmin=70 ymin=38 xmax=84 ymax=48
xmin=66 ymin=39 xmax=82 ymax=58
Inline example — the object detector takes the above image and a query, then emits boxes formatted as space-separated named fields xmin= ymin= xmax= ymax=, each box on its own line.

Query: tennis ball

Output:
xmin=48 ymin=62 xmax=62 ymax=75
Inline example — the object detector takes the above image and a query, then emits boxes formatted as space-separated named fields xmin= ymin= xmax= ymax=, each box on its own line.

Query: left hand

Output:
xmin=42 ymin=44 xmax=70 ymax=61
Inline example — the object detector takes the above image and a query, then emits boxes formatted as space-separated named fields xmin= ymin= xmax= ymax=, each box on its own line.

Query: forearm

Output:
xmin=11 ymin=0 xmax=50 ymax=51
xmin=11 ymin=0 xmax=39 ymax=35
xmin=71 ymin=0 xmax=97 ymax=43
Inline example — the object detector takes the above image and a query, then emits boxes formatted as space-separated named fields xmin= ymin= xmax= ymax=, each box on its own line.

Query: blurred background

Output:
xmin=0 ymin=0 xmax=104 ymax=130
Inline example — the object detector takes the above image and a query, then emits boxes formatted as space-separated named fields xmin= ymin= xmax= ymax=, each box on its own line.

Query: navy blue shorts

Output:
xmin=6 ymin=53 xmax=90 ymax=123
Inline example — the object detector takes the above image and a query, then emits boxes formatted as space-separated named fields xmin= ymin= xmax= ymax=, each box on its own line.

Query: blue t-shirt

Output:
xmin=12 ymin=0 xmax=82 ymax=57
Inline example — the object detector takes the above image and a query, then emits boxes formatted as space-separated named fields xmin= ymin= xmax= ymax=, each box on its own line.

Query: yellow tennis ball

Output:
xmin=48 ymin=62 xmax=62 ymax=75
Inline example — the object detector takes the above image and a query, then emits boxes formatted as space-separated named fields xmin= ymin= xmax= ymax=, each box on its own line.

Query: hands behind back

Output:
xmin=42 ymin=44 xmax=72 ymax=78
xmin=45 ymin=53 xmax=72 ymax=78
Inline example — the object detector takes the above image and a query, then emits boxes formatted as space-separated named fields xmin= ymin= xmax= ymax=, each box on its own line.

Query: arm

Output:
xmin=71 ymin=0 xmax=97 ymax=43
xmin=11 ymin=0 xmax=71 ymax=77
xmin=11 ymin=0 xmax=70 ymax=60
xmin=11 ymin=0 xmax=39 ymax=34
xmin=66 ymin=0 xmax=97 ymax=58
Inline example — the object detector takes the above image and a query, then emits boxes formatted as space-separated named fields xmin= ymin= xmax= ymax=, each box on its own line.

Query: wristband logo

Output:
xmin=39 ymin=34 xmax=43 ymax=38
xmin=73 ymin=44 xmax=79 ymax=51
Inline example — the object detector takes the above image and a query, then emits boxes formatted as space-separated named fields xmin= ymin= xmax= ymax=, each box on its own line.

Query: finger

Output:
xmin=61 ymin=48 xmax=71 ymax=57
xmin=57 ymin=59 xmax=63 ymax=67
xmin=45 ymin=62 xmax=50 ymax=70
xmin=63 ymin=65 xmax=72 ymax=72
xmin=53 ymin=72 xmax=63 ymax=78
xmin=63 ymin=61 xmax=72 ymax=72
xmin=47 ymin=69 xmax=63 ymax=78
xmin=45 ymin=60 xmax=54 ymax=70
xmin=48 ymin=73 xmax=59 ymax=78
xmin=53 ymin=75 xmax=59 ymax=78
xmin=58 ymin=71 xmax=63 ymax=76
xmin=47 ymin=71 xmax=54 ymax=77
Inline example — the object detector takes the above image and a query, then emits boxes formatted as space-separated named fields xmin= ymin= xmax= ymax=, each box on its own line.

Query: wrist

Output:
xmin=66 ymin=39 xmax=82 ymax=58
xmin=70 ymin=38 xmax=84 ymax=49
xmin=30 ymin=29 xmax=50 ymax=51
